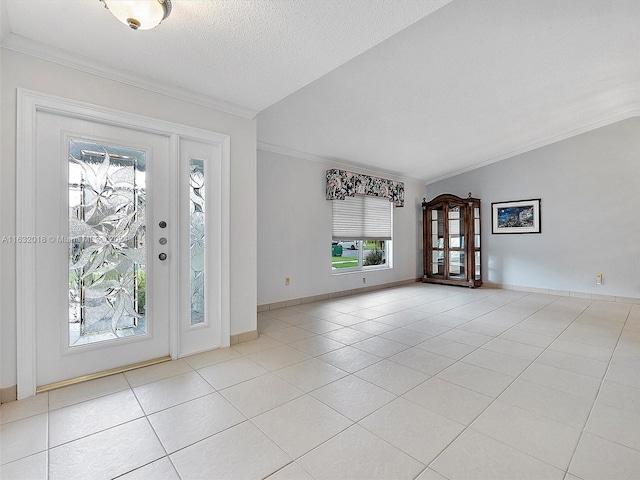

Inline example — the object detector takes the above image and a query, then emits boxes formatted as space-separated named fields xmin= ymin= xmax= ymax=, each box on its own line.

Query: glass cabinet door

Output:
xmin=431 ymin=207 xmax=445 ymax=275
xmin=449 ymin=251 xmax=465 ymax=278
xmin=448 ymin=205 xmax=464 ymax=249
xmin=474 ymin=206 xmax=481 ymax=280
xmin=448 ymin=204 xmax=465 ymax=278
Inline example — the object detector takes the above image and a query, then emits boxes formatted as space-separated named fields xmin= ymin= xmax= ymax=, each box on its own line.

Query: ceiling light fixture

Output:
xmin=100 ymin=0 xmax=172 ymax=31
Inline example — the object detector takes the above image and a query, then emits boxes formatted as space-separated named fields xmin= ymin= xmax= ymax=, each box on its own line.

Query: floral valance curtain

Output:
xmin=326 ymin=169 xmax=404 ymax=207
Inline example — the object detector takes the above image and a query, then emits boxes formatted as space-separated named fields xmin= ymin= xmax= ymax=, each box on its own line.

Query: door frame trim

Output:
xmin=16 ymin=88 xmax=231 ymax=399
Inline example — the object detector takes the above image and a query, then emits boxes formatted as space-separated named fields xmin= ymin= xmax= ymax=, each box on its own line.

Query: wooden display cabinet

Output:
xmin=422 ymin=193 xmax=482 ymax=288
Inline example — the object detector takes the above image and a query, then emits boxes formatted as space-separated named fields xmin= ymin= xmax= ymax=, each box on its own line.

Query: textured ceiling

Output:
xmin=2 ymin=1 xmax=639 ymax=183
xmin=1 ymin=0 xmax=450 ymax=114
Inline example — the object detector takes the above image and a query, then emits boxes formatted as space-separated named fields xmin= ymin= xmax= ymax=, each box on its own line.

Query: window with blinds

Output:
xmin=331 ymin=196 xmax=393 ymax=271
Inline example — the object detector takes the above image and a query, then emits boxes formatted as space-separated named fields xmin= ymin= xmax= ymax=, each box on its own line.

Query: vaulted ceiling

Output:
xmin=2 ymin=0 xmax=639 ymax=182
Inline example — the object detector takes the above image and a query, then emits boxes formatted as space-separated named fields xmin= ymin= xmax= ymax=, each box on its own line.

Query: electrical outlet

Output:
xmin=595 ymin=273 xmax=603 ymax=285
xmin=285 ymin=277 xmax=290 ymax=286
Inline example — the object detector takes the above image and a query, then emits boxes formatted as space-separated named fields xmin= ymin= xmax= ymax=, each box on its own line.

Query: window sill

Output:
xmin=331 ymin=266 xmax=391 ymax=276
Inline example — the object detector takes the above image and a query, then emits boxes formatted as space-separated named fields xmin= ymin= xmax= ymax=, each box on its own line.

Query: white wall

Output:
xmin=257 ymin=149 xmax=424 ymax=305
xmin=0 ymin=7 xmax=6 ymax=396
xmin=426 ymin=117 xmax=640 ymax=299
xmin=0 ymin=49 xmax=257 ymax=388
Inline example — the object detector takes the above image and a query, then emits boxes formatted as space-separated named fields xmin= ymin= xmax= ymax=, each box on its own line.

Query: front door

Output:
xmin=17 ymin=91 xmax=230 ymax=398
xmin=33 ymin=110 xmax=172 ymax=386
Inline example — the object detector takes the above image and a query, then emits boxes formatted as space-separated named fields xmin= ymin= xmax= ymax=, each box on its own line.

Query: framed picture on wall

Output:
xmin=491 ymin=199 xmax=541 ymax=234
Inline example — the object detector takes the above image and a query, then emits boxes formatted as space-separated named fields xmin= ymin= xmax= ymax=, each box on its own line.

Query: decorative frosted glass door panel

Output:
xmin=178 ymin=138 xmax=224 ymax=356
xmin=34 ymin=111 xmax=171 ymax=386
xmin=68 ymin=140 xmax=148 ymax=345
xmin=189 ymin=158 xmax=205 ymax=325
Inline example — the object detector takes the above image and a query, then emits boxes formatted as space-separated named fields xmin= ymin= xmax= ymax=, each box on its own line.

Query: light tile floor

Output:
xmin=2 ymin=284 xmax=640 ymax=479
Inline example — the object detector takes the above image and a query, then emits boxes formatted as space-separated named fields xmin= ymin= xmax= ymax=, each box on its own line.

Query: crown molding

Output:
xmin=263 ymin=103 xmax=640 ymax=187
xmin=257 ymin=141 xmax=426 ymax=185
xmin=1 ymin=33 xmax=259 ymax=120
xmin=425 ymin=105 xmax=640 ymax=185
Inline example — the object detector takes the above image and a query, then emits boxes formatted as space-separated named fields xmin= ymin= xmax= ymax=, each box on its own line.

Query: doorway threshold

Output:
xmin=36 ymin=355 xmax=172 ymax=393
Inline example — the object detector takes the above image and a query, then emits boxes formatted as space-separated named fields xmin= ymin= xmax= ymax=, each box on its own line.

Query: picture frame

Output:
xmin=491 ymin=198 xmax=541 ymax=234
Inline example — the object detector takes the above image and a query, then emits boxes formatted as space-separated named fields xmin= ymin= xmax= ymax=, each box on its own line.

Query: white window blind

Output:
xmin=332 ymin=195 xmax=392 ymax=241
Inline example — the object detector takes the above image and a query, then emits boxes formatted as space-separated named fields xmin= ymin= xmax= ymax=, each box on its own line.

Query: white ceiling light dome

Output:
xmin=101 ymin=0 xmax=171 ymax=30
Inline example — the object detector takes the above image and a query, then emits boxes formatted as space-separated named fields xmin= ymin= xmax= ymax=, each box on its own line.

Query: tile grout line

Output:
xmin=105 ymin=374 xmax=168 ymax=479
xmin=132 ymin=298 xmax=632 ymax=478
xmin=263 ymin=287 xmax=540 ymax=383
xmin=249 ymin=289 xmax=493 ymax=478
xmin=7 ymin=286 xmax=629 ymax=479
xmin=246 ymin=401 xmax=351 ymax=480
xmin=352 ymin=289 xmax=555 ymax=480
xmin=298 ymin=290 xmax=558 ymax=479
xmin=412 ymin=298 xmax=566 ymax=478
xmin=561 ymin=304 xmax=634 ymax=480
xmin=229 ymin=323 xmax=410 ymax=480
xmin=419 ymin=294 xmax=597 ymax=477
xmin=256 ymin=288 xmax=566 ymax=477
xmin=127 ymin=371 xmax=193 ymax=479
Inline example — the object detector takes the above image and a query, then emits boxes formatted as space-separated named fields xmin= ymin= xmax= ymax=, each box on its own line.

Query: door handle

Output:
xmin=159 ymin=253 xmax=167 ymax=261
